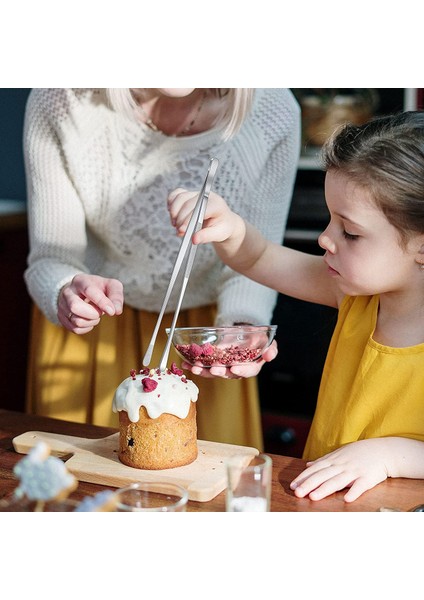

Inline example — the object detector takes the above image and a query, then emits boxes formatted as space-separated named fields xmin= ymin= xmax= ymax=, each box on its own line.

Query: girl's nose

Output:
xmin=318 ymin=227 xmax=336 ymax=254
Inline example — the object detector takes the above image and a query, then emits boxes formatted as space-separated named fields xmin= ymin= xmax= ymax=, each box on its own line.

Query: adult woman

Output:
xmin=24 ymin=88 xmax=300 ymax=449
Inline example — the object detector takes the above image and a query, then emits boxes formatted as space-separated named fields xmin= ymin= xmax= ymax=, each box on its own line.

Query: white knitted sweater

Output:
xmin=23 ymin=88 xmax=300 ymax=326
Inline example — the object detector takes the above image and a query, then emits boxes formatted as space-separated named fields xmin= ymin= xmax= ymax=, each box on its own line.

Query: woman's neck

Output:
xmin=132 ymin=89 xmax=226 ymax=136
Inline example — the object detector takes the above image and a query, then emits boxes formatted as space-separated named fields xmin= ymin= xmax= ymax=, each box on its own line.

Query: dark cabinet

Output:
xmin=0 ymin=210 xmax=31 ymax=412
xmin=0 ymin=89 xmax=32 ymax=413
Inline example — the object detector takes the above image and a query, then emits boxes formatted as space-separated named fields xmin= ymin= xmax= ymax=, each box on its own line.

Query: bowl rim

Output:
xmin=165 ymin=324 xmax=278 ymax=334
xmin=167 ymin=325 xmax=277 ymax=367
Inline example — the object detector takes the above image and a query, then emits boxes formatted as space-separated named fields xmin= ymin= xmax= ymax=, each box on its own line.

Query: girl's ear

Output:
xmin=414 ymin=242 xmax=424 ymax=268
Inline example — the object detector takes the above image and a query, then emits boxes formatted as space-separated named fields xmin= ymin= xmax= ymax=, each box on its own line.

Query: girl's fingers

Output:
xmin=168 ymin=189 xmax=201 ymax=233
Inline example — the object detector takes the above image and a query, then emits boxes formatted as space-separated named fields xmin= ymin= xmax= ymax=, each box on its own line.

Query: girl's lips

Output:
xmin=325 ymin=260 xmax=340 ymax=276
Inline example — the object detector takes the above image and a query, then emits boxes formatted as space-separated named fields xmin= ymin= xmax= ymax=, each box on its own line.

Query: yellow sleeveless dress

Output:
xmin=303 ymin=295 xmax=424 ymax=460
xmin=26 ymin=304 xmax=263 ymax=450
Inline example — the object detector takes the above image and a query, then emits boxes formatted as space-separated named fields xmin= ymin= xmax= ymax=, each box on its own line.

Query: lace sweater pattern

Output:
xmin=24 ymin=88 xmax=301 ymax=326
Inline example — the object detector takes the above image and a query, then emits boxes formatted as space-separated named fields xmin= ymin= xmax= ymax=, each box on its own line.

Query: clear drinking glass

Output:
xmin=226 ymin=453 xmax=272 ymax=512
xmin=115 ymin=482 xmax=188 ymax=512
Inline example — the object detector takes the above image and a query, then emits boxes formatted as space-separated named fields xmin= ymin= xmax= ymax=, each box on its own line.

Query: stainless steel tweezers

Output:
xmin=142 ymin=157 xmax=219 ymax=371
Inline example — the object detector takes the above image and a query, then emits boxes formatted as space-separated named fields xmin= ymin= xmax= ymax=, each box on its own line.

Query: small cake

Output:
xmin=112 ymin=363 xmax=199 ymax=470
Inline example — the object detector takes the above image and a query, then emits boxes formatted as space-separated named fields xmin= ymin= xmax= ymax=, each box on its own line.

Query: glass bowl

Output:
xmin=167 ymin=325 xmax=277 ymax=368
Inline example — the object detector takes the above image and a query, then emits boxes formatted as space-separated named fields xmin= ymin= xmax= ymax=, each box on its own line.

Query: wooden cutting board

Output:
xmin=12 ymin=431 xmax=259 ymax=502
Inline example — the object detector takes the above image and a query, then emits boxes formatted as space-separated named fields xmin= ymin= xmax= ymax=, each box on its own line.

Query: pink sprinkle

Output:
xmin=170 ymin=362 xmax=184 ymax=376
xmin=189 ymin=343 xmax=203 ymax=357
xmin=142 ymin=377 xmax=158 ymax=392
xmin=202 ymin=343 xmax=214 ymax=356
xmin=175 ymin=343 xmax=261 ymax=367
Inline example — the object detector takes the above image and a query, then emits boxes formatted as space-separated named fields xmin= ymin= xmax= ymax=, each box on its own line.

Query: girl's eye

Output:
xmin=343 ymin=230 xmax=359 ymax=241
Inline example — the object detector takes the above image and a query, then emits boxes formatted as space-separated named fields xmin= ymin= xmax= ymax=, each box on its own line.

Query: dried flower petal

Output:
xmin=175 ymin=343 xmax=261 ymax=366
xmin=170 ymin=362 xmax=184 ymax=377
xmin=141 ymin=377 xmax=158 ymax=392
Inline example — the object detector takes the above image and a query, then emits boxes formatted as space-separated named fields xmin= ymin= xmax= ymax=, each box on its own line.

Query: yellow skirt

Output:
xmin=26 ymin=304 xmax=263 ymax=450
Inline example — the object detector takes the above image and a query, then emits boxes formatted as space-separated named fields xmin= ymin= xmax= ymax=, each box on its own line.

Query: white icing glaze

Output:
xmin=112 ymin=369 xmax=199 ymax=422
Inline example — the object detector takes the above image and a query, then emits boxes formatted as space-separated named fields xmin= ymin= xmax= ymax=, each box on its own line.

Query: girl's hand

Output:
xmin=290 ymin=438 xmax=392 ymax=503
xmin=57 ymin=274 xmax=124 ymax=334
xmin=179 ymin=340 xmax=278 ymax=379
xmin=167 ymin=188 xmax=240 ymax=245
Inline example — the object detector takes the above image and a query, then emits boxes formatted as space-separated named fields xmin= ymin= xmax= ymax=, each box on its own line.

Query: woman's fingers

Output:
xmin=58 ymin=274 xmax=124 ymax=334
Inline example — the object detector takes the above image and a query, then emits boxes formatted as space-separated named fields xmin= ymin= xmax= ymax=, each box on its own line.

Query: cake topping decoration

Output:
xmin=142 ymin=377 xmax=158 ymax=392
xmin=188 ymin=343 xmax=203 ymax=358
xmin=175 ymin=342 xmax=261 ymax=366
xmin=170 ymin=362 xmax=184 ymax=376
xmin=113 ymin=364 xmax=199 ymax=422
xmin=201 ymin=343 xmax=214 ymax=356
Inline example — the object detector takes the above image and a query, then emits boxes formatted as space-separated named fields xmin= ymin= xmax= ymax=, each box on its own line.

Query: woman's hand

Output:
xmin=57 ymin=274 xmax=124 ymax=334
xmin=179 ymin=340 xmax=278 ymax=379
xmin=290 ymin=438 xmax=393 ymax=503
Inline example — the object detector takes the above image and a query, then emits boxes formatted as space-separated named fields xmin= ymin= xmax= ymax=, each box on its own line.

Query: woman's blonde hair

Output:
xmin=106 ymin=88 xmax=254 ymax=140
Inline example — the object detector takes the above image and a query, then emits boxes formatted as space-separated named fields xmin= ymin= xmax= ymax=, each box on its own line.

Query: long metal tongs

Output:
xmin=142 ymin=157 xmax=219 ymax=371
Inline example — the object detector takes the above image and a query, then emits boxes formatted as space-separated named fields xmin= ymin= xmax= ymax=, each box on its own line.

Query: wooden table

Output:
xmin=1 ymin=409 xmax=423 ymax=512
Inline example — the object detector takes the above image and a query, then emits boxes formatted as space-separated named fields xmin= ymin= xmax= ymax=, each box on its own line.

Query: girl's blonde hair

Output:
xmin=106 ymin=88 xmax=254 ymax=140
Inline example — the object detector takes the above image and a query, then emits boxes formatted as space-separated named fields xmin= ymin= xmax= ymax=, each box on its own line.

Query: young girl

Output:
xmin=168 ymin=111 xmax=424 ymax=502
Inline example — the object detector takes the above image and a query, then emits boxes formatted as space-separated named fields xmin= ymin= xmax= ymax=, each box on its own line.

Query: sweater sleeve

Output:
xmin=215 ymin=90 xmax=301 ymax=326
xmin=23 ymin=89 xmax=90 ymax=325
